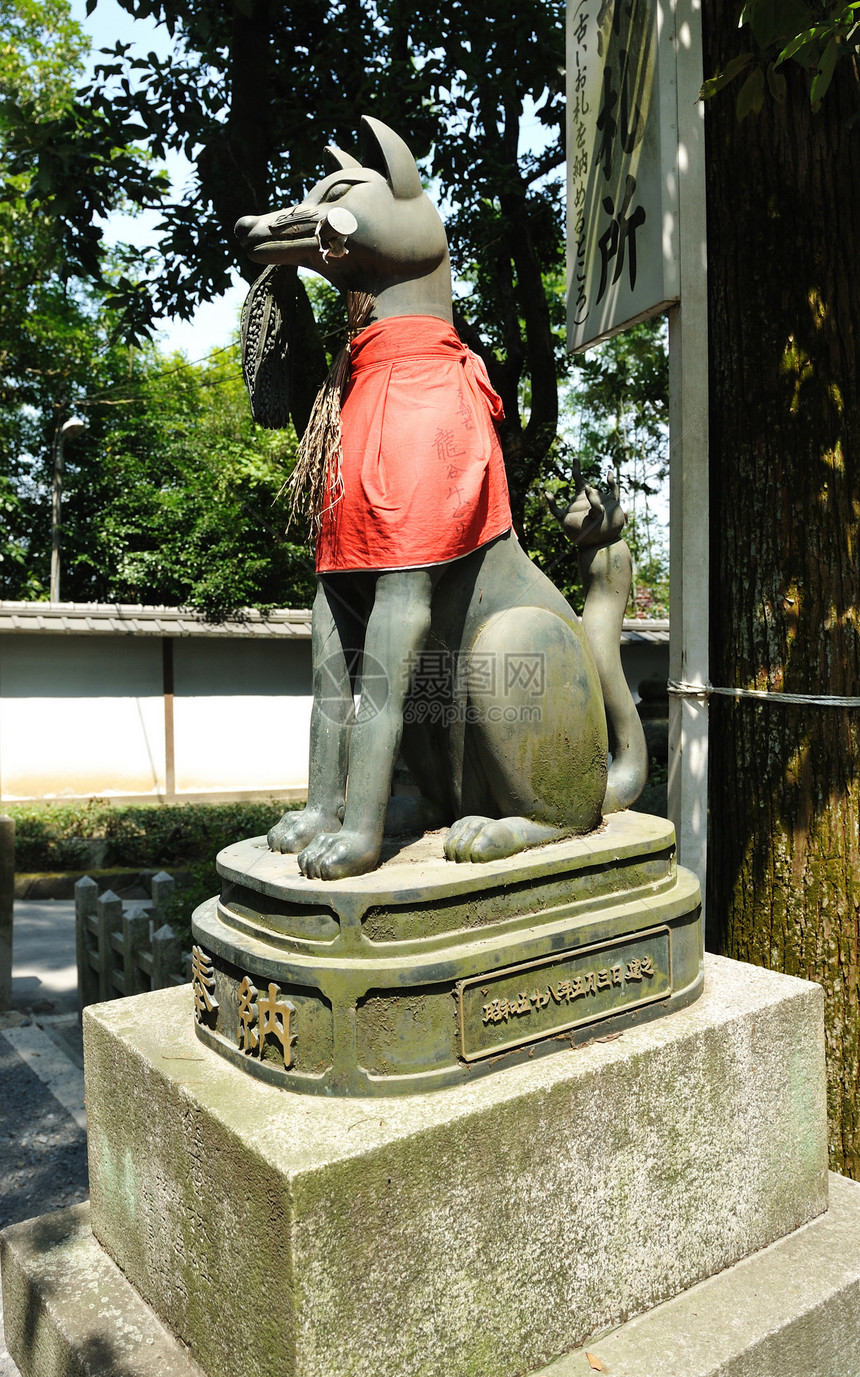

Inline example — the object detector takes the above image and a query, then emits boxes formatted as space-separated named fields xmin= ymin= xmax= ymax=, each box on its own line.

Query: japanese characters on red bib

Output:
xmin=315 ymin=315 xmax=512 ymax=573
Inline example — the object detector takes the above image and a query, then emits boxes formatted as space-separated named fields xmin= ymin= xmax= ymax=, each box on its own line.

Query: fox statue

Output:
xmin=234 ymin=116 xmax=647 ymax=881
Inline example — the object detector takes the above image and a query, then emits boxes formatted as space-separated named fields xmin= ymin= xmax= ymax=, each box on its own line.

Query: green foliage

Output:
xmin=700 ymin=0 xmax=860 ymax=116
xmin=303 ymin=275 xmax=348 ymax=367
xmin=1 ymin=4 xmax=315 ymax=622
xmin=0 ymin=0 xmax=89 ymax=117
xmin=0 ymin=13 xmax=315 ymax=615
xmin=0 ymin=3 xmax=96 ymax=452
xmin=71 ymin=339 xmax=314 ymax=615
xmin=0 ymin=270 xmax=116 ymax=597
xmin=418 ymin=2 xmax=568 ymax=522
xmin=0 ymin=0 xmax=668 ymax=612
xmin=38 ymin=0 xmax=442 ymax=326
xmin=525 ymin=318 xmax=670 ymax=614
xmin=4 ymin=0 xmax=569 ymax=525
xmin=7 ymin=797 xmax=297 ymax=872
xmin=0 ymin=280 xmax=316 ymax=612
xmin=0 ymin=0 xmax=166 ymax=339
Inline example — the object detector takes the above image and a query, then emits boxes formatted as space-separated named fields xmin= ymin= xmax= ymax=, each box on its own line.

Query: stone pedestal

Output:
xmin=4 ymin=954 xmax=856 ymax=1377
xmin=192 ymin=812 xmax=703 ymax=1094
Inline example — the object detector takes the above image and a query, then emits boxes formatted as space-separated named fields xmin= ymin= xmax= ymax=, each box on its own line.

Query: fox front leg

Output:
xmin=268 ymin=579 xmax=357 ymax=854
xmin=298 ymin=569 xmax=434 ymax=880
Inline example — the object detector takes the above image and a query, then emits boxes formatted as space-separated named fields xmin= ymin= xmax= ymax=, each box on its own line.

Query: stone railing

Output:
xmin=75 ymin=871 xmax=192 ymax=1010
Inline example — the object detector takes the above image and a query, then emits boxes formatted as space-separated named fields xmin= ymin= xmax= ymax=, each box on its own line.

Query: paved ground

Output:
xmin=0 ymin=900 xmax=88 ymax=1376
xmin=5 ymin=900 xmax=79 ymax=1017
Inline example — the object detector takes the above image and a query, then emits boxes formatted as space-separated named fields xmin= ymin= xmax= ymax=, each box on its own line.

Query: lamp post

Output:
xmin=50 ymin=414 xmax=86 ymax=604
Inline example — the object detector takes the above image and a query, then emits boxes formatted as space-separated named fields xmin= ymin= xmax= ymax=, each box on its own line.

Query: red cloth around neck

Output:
xmin=315 ymin=315 xmax=512 ymax=573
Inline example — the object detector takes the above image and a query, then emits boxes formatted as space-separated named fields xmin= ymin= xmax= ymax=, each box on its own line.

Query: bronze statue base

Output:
xmin=191 ymin=811 xmax=702 ymax=1095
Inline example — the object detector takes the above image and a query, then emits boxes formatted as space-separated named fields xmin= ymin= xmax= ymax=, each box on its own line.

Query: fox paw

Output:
xmin=444 ymin=815 xmax=525 ymax=864
xmin=298 ymin=829 xmax=381 ymax=881
xmin=268 ymin=808 xmax=341 ymax=854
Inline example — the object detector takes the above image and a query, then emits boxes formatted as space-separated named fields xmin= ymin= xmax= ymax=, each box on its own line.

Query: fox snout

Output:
xmin=234 ymin=214 xmax=261 ymax=242
xmin=234 ymin=206 xmax=318 ymax=255
xmin=235 ymin=204 xmax=358 ymax=265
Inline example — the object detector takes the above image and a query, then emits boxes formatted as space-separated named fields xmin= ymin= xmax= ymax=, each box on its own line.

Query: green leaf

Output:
xmin=832 ymin=0 xmax=860 ymax=22
xmin=736 ymin=63 xmax=766 ymax=118
xmin=699 ymin=52 xmax=753 ymax=100
xmin=744 ymin=0 xmax=778 ymax=48
xmin=741 ymin=0 xmax=811 ymax=45
xmin=811 ymin=35 xmax=840 ymax=108
xmin=775 ymin=24 xmax=830 ymax=64
xmin=766 ymin=61 xmax=788 ymax=99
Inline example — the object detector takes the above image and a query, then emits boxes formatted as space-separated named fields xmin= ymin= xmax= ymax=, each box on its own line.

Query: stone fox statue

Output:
xmin=235 ymin=116 xmax=647 ymax=880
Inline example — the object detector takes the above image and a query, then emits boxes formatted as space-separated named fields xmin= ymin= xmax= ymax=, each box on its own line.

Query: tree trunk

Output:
xmin=703 ymin=6 xmax=860 ymax=1177
xmin=198 ymin=0 xmax=329 ymax=437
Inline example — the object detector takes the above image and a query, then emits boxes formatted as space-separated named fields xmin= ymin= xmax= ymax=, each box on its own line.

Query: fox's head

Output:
xmin=235 ymin=117 xmax=450 ymax=311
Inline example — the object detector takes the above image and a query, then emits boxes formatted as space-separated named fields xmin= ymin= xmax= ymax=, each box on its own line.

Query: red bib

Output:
xmin=315 ymin=316 xmax=512 ymax=573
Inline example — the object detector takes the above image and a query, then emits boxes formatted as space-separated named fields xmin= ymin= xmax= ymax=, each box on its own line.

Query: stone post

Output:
xmin=74 ymin=875 xmax=99 ymax=1012
xmin=0 ymin=815 xmax=14 ymax=1011
xmin=122 ymin=906 xmax=152 ymax=997
xmin=151 ymin=924 xmax=181 ymax=990
xmin=96 ymin=890 xmax=123 ymax=1003
xmin=150 ymin=871 xmax=175 ymax=921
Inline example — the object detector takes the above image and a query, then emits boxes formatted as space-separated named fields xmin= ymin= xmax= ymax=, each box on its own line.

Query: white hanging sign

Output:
xmin=567 ymin=0 xmax=680 ymax=351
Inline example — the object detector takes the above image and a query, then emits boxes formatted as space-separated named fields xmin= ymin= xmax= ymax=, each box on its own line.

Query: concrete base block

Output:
xmin=68 ymin=953 xmax=829 ymax=1377
xmin=539 ymin=1171 xmax=860 ymax=1377
xmin=0 ymin=1203 xmax=205 ymax=1377
xmin=4 ymin=1177 xmax=859 ymax=1377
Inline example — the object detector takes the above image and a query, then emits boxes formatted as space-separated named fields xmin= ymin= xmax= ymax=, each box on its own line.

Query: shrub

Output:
xmin=6 ymin=798 xmax=298 ymax=873
xmin=633 ymin=760 xmax=668 ymax=818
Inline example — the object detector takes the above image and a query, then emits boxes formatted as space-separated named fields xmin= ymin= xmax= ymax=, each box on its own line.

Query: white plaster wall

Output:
xmin=172 ymin=695 xmax=312 ymax=794
xmin=0 ymin=694 xmax=313 ymax=799
xmin=0 ymin=632 xmax=313 ymax=802
xmin=0 ymin=695 xmax=166 ymax=799
xmin=0 ymin=630 xmax=665 ymax=801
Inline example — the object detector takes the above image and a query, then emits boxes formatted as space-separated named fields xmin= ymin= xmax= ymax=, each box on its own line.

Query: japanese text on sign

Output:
xmin=459 ymin=927 xmax=672 ymax=1061
xmin=482 ymin=955 xmax=656 ymax=1025
xmin=567 ymin=0 xmax=679 ymax=349
xmin=191 ymin=945 xmax=219 ymax=1023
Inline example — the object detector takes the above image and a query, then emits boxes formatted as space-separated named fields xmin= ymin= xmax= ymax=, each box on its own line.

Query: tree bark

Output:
xmin=703 ymin=6 xmax=860 ymax=1176
xmin=201 ymin=0 xmax=328 ymax=436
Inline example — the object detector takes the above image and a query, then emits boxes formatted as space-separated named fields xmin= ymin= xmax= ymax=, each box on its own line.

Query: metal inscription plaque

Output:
xmin=458 ymin=926 xmax=672 ymax=1061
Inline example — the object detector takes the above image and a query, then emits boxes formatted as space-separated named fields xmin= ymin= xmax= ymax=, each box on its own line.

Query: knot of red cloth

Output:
xmin=347 ymin=316 xmax=505 ymax=425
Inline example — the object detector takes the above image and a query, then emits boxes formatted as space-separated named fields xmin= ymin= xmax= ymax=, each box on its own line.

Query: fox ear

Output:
xmin=359 ymin=116 xmax=422 ymax=199
xmin=323 ymin=145 xmax=362 ymax=175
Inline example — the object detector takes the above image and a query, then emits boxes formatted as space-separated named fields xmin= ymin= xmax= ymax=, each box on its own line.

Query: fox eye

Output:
xmin=322 ymin=181 xmax=352 ymax=203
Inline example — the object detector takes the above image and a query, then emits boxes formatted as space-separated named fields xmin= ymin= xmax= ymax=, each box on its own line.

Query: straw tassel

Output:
xmin=285 ymin=290 xmax=375 ymax=533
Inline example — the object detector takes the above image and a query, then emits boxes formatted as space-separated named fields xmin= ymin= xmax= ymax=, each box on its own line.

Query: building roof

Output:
xmin=620 ymin=618 xmax=670 ymax=645
xmin=0 ymin=601 xmax=313 ymax=639
xmin=0 ymin=602 xmax=668 ymax=644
